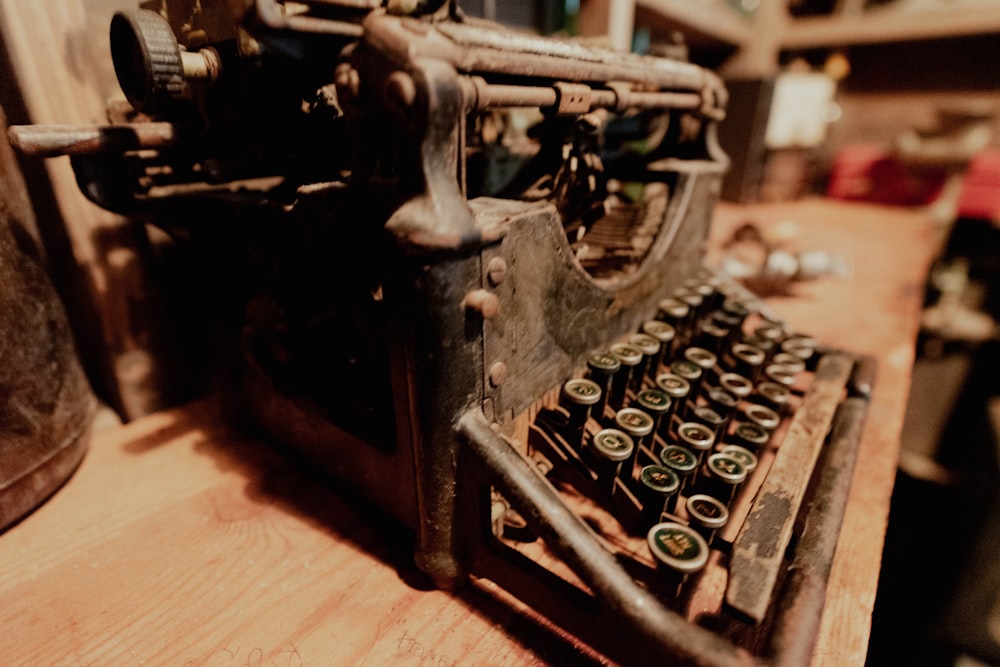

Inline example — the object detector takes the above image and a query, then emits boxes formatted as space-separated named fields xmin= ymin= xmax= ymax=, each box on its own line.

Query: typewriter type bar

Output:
xmin=9 ymin=4 xmax=871 ymax=666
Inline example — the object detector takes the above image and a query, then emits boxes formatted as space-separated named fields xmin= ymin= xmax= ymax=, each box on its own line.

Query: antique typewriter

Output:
xmin=9 ymin=1 xmax=874 ymax=665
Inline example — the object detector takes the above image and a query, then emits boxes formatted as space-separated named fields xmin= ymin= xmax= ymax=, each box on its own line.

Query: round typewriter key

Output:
xmin=655 ymin=373 xmax=691 ymax=402
xmin=589 ymin=428 xmax=634 ymax=496
xmin=781 ymin=334 xmax=817 ymax=365
xmin=560 ymin=378 xmax=602 ymax=447
xmin=705 ymin=386 xmax=740 ymax=440
xmin=657 ymin=297 xmax=693 ymax=347
xmin=659 ymin=444 xmax=698 ymax=494
xmin=683 ymin=277 xmax=714 ymax=295
xmin=676 ymin=421 xmax=714 ymax=451
xmin=628 ymin=333 xmax=661 ymax=390
xmin=647 ymin=521 xmax=709 ymax=596
xmin=656 ymin=297 xmax=690 ymax=329
xmin=609 ymin=343 xmax=642 ymax=409
xmin=732 ymin=420 xmax=771 ymax=451
xmin=673 ymin=287 xmax=703 ymax=314
xmin=561 ymin=378 xmax=601 ymax=402
xmin=705 ymin=387 xmax=740 ymax=425
xmin=727 ymin=342 xmax=766 ymax=382
xmin=637 ymin=465 xmax=681 ymax=523
xmin=754 ymin=322 xmax=786 ymax=345
xmin=743 ymin=403 xmax=781 ymax=432
xmin=712 ymin=309 xmax=743 ymax=332
xmin=586 ymin=352 xmax=621 ymax=418
xmin=685 ymin=493 xmax=730 ymax=544
xmin=764 ymin=363 xmax=797 ymax=388
xmin=681 ymin=276 xmax=705 ymax=291
xmin=693 ymin=281 xmax=723 ymax=312
xmin=772 ymin=352 xmax=806 ymax=374
xmin=635 ymin=389 xmax=671 ymax=440
xmin=720 ymin=298 xmax=750 ymax=325
xmin=689 ymin=405 xmax=725 ymax=438
xmin=561 ymin=378 xmax=602 ymax=406
xmin=683 ymin=281 xmax=715 ymax=320
xmin=676 ymin=293 xmax=706 ymax=330
xmin=718 ymin=372 xmax=754 ymax=401
xmin=655 ymin=373 xmax=690 ymax=436
xmin=756 ymin=380 xmax=791 ymax=415
xmin=669 ymin=359 xmax=702 ymax=395
xmin=694 ymin=320 xmax=729 ymax=354
xmin=743 ymin=333 xmax=777 ymax=358
xmin=720 ymin=444 xmax=758 ymax=475
xmin=699 ymin=453 xmax=747 ymax=503
xmin=683 ymin=346 xmax=718 ymax=377
xmin=641 ymin=320 xmax=676 ymax=375
xmin=615 ymin=407 xmax=654 ymax=476
xmin=675 ymin=421 xmax=715 ymax=476
xmin=705 ymin=281 xmax=727 ymax=307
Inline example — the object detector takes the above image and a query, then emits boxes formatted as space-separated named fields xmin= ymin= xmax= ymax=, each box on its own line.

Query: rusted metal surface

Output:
xmin=726 ymin=352 xmax=856 ymax=623
xmin=8 ymin=123 xmax=180 ymax=157
xmin=476 ymin=189 xmax=713 ymax=424
xmin=764 ymin=357 xmax=874 ymax=666
xmin=767 ymin=391 xmax=871 ymax=667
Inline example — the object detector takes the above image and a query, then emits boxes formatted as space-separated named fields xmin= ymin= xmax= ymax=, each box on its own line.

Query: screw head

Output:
xmin=464 ymin=289 xmax=500 ymax=319
xmin=486 ymin=257 xmax=508 ymax=286
xmin=489 ymin=362 xmax=508 ymax=387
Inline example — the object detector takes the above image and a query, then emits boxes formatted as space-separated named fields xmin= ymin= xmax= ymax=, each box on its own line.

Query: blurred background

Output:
xmin=0 ymin=1 xmax=998 ymax=665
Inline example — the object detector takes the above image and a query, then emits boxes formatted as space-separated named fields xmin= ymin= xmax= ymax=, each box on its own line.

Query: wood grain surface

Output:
xmin=0 ymin=198 xmax=938 ymax=666
xmin=0 ymin=399 xmax=588 ymax=667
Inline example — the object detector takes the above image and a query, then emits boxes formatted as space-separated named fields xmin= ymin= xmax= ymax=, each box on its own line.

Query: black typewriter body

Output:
xmin=9 ymin=3 xmax=873 ymax=665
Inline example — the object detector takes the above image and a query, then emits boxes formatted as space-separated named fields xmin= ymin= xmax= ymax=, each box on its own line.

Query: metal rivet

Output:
xmin=385 ymin=70 xmax=416 ymax=109
xmin=464 ymin=289 xmax=500 ymax=319
xmin=489 ymin=362 xmax=508 ymax=387
xmin=486 ymin=257 xmax=508 ymax=286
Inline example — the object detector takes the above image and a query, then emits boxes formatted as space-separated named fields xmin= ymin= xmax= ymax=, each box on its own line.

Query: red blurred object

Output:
xmin=956 ymin=149 xmax=1000 ymax=221
xmin=827 ymin=144 xmax=948 ymax=206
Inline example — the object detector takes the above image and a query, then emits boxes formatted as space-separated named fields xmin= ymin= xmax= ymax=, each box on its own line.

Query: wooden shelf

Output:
xmin=633 ymin=0 xmax=1000 ymax=74
xmin=782 ymin=3 xmax=1000 ymax=48
xmin=635 ymin=0 xmax=753 ymax=46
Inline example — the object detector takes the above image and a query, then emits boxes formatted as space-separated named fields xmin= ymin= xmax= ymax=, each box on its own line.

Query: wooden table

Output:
xmin=0 ymin=198 xmax=938 ymax=667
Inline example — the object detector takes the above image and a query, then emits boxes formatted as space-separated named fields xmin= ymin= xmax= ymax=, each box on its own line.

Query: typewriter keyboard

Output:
xmin=485 ymin=268 xmax=863 ymax=639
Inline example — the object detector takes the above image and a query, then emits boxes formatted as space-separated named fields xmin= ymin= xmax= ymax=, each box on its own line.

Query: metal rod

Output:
xmin=766 ymin=357 xmax=874 ymax=667
xmin=464 ymin=78 xmax=703 ymax=113
xmin=7 ymin=123 xmax=180 ymax=157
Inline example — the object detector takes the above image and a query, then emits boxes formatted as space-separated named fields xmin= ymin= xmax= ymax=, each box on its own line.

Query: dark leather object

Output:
xmin=0 ymin=123 xmax=95 ymax=531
